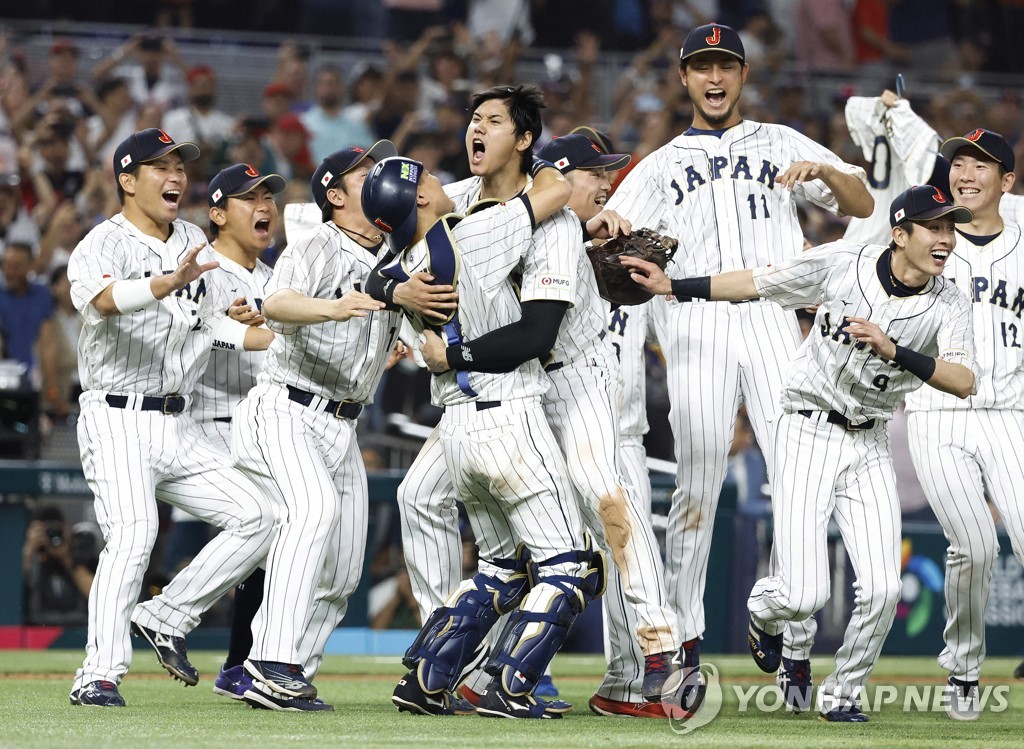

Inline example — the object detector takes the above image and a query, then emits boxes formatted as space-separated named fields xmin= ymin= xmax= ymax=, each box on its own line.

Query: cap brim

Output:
xmin=346 ymin=140 xmax=399 ymax=176
xmin=680 ymin=47 xmax=744 ymax=62
xmin=227 ymin=173 xmax=288 ymax=199
xmin=583 ymin=153 xmax=631 ymax=171
xmin=939 ymin=137 xmax=1003 ymax=166
xmin=143 ymin=142 xmax=201 ymax=164
xmin=911 ymin=205 xmax=974 ymax=224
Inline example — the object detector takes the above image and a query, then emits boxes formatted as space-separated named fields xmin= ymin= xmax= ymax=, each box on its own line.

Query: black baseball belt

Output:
xmin=286 ymin=385 xmax=363 ymax=420
xmin=797 ymin=409 xmax=876 ymax=431
xmin=105 ymin=393 xmax=186 ymax=414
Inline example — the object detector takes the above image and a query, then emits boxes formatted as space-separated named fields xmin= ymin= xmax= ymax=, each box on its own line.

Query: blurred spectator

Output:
xmin=385 ymin=0 xmax=449 ymax=42
xmin=300 ymin=66 xmax=375 ymax=162
xmin=851 ymin=0 xmax=910 ymax=72
xmin=162 ymin=65 xmax=234 ymax=156
xmin=405 ymin=131 xmax=454 ymax=184
xmin=371 ymin=70 xmax=421 ymax=142
xmin=738 ymin=9 xmax=788 ymax=82
xmin=261 ymin=81 xmax=294 ymax=124
xmin=47 ymin=264 xmax=82 ymax=413
xmin=343 ymin=65 xmax=384 ymax=129
xmin=272 ymin=40 xmax=312 ymax=112
xmin=36 ymin=201 xmax=84 ymax=275
xmin=795 ymin=0 xmax=854 ymax=73
xmin=0 ymin=242 xmax=64 ymax=417
xmin=22 ymin=505 xmax=98 ymax=626
xmin=0 ymin=173 xmax=41 ymax=258
xmin=31 ymin=120 xmax=87 ymax=205
xmin=434 ymin=94 xmax=472 ymax=182
xmin=92 ymin=31 xmax=187 ymax=111
xmin=86 ymin=77 xmax=137 ymax=170
xmin=266 ymin=114 xmax=314 ymax=181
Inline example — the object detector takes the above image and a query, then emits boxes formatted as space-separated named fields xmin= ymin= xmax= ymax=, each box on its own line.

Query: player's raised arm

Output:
xmin=263 ymin=287 xmax=385 ymax=325
xmin=91 ymin=243 xmax=217 ymax=317
xmin=525 ymin=158 xmax=572 ymax=225
xmin=845 ymin=316 xmax=975 ymax=399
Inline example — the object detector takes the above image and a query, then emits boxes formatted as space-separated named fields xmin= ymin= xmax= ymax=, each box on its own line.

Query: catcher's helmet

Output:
xmin=361 ymin=156 xmax=423 ymax=251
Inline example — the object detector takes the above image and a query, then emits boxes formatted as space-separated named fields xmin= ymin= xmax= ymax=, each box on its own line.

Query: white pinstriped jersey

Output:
xmin=191 ymin=250 xmax=273 ymax=421
xmin=605 ymin=121 xmax=866 ymax=277
xmin=905 ymin=221 xmax=1024 ymax=411
xmin=606 ymin=298 xmax=665 ymax=437
xmin=753 ymin=241 xmax=976 ymax=422
xmin=1000 ymin=193 xmax=1024 ymax=225
xmin=423 ymin=199 xmax=549 ymax=407
xmin=843 ymin=97 xmax=941 ymax=246
xmin=261 ymin=223 xmax=400 ymax=403
xmin=68 ymin=214 xmax=237 ymax=396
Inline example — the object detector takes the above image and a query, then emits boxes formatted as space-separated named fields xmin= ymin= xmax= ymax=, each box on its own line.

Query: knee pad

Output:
xmin=485 ymin=537 xmax=606 ymax=696
xmin=402 ymin=544 xmax=531 ymax=693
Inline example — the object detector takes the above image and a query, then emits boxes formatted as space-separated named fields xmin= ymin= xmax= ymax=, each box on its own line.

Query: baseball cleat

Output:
xmin=459 ymin=683 xmax=572 ymax=715
xmin=642 ymin=649 xmax=682 ymax=702
xmin=70 ymin=680 xmax=126 ymax=707
xmin=818 ymin=705 xmax=869 ymax=723
xmin=1014 ymin=660 xmax=1024 ymax=680
xmin=244 ymin=659 xmax=316 ymax=699
xmin=213 ymin=664 xmax=252 ymax=700
xmin=243 ymin=682 xmax=333 ymax=712
xmin=392 ymin=673 xmax=460 ymax=716
xmin=534 ymin=673 xmax=559 ymax=697
xmin=131 ymin=622 xmax=199 ymax=686
xmin=747 ymin=616 xmax=783 ymax=673
xmin=945 ymin=677 xmax=980 ymax=721
xmin=588 ymin=694 xmax=670 ymax=719
xmin=777 ymin=657 xmax=813 ymax=713
xmin=476 ymin=684 xmax=560 ymax=719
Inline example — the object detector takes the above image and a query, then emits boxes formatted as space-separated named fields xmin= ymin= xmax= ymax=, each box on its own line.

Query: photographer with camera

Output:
xmin=22 ymin=505 xmax=97 ymax=626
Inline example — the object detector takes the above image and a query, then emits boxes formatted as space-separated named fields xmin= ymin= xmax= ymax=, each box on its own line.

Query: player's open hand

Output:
xmin=778 ymin=161 xmax=835 ymax=191
xmin=394 ymin=272 xmax=458 ymax=321
xmin=331 ymin=290 xmax=386 ymax=321
xmin=170 ymin=243 xmax=217 ymax=290
xmin=587 ymin=210 xmax=632 ymax=240
xmin=229 ymin=297 xmax=266 ymax=327
xmin=845 ymin=316 xmax=897 ymax=359
xmin=419 ymin=330 xmax=450 ymax=373
xmin=618 ymin=255 xmax=673 ymax=295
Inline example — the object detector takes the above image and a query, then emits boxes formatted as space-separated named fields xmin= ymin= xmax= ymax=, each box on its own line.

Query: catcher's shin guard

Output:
xmin=403 ymin=544 xmax=531 ymax=694
xmin=485 ymin=537 xmax=607 ymax=696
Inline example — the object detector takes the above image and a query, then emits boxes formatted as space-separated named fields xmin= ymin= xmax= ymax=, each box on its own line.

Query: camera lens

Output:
xmin=46 ymin=526 xmax=64 ymax=547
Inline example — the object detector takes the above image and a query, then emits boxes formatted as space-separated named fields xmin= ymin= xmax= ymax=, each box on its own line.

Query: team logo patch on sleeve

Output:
xmin=538 ymin=275 xmax=572 ymax=289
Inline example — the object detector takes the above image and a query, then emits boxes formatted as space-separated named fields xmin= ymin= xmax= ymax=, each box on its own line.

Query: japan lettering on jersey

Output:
xmin=606 ymin=121 xmax=866 ymax=276
xmin=68 ymin=215 xmax=235 ymax=396
xmin=261 ymin=223 xmax=400 ymax=403
xmin=191 ymin=251 xmax=274 ymax=421
xmin=843 ymin=96 xmax=941 ymax=246
xmin=753 ymin=241 xmax=975 ymax=422
xmin=906 ymin=221 xmax=1024 ymax=411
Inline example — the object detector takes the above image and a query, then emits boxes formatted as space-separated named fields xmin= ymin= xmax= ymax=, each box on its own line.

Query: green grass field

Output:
xmin=2 ymin=651 xmax=1022 ymax=749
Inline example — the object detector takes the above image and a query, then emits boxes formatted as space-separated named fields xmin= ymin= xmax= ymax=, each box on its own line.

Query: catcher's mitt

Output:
xmin=587 ymin=228 xmax=678 ymax=306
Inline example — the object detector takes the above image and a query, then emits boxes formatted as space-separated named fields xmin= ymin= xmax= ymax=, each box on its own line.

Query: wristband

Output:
xmin=111 ymin=278 xmax=158 ymax=313
xmin=529 ymin=157 xmax=556 ymax=178
xmin=211 ymin=317 xmax=249 ymax=351
xmin=892 ymin=345 xmax=937 ymax=381
xmin=670 ymin=276 xmax=712 ymax=302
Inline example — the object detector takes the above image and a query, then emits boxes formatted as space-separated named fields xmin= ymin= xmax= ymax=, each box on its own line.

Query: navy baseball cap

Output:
xmin=361 ymin=156 xmax=423 ymax=252
xmin=940 ymin=128 xmax=1015 ymax=173
xmin=680 ymin=23 xmax=745 ymax=64
xmin=538 ymin=133 xmax=631 ymax=174
xmin=311 ymin=140 xmax=398 ymax=210
xmin=570 ymin=125 xmax=616 ymax=155
xmin=208 ymin=163 xmax=286 ymax=207
xmin=113 ymin=128 xmax=200 ymax=178
xmin=889 ymin=185 xmax=973 ymax=227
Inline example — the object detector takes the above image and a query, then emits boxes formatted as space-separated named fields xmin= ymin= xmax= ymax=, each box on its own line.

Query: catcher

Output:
xmin=421 ymin=133 xmax=695 ymax=716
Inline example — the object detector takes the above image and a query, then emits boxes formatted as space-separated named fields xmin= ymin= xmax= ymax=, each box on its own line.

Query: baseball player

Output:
xmin=843 ymin=87 xmax=943 ymax=246
xmin=904 ymin=129 xmax=1024 ymax=720
xmin=230 ymin=142 xmax=405 ymax=712
xmin=597 ymin=22 xmax=874 ymax=700
xmin=623 ymin=184 xmax=977 ymax=722
xmin=424 ymin=131 xmax=682 ymax=717
xmin=67 ymin=129 xmax=277 ymax=707
xmin=191 ymin=162 xmax=286 ymax=700
xmin=362 ymin=152 xmax=605 ymax=720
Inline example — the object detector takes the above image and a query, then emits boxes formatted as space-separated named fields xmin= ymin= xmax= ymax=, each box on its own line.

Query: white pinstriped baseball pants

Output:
xmin=907 ymin=409 xmax=1024 ymax=681
xmin=748 ymin=411 xmax=902 ymax=708
xmin=73 ymin=391 xmax=277 ymax=691
xmin=231 ymin=382 xmax=368 ymax=678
